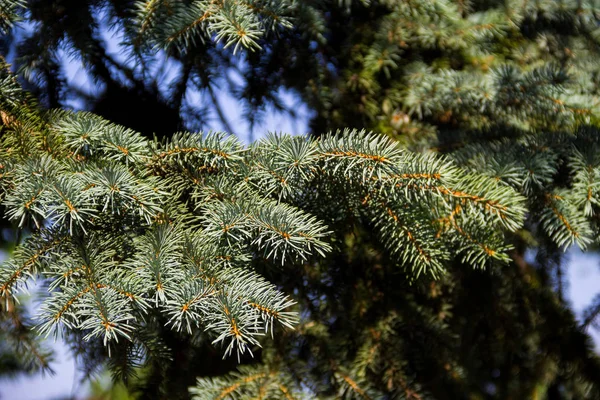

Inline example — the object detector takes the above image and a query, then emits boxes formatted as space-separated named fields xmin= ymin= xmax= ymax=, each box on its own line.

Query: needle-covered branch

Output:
xmin=0 ymin=98 xmax=530 ymax=363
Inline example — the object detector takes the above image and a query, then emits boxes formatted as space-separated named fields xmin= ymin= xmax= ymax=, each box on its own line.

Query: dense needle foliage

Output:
xmin=1 ymin=1 xmax=600 ymax=399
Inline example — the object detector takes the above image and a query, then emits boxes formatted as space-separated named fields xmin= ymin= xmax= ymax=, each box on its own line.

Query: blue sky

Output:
xmin=56 ymin=17 xmax=314 ymax=143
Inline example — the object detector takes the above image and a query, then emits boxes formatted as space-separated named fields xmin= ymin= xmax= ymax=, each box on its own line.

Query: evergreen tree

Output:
xmin=2 ymin=1 xmax=600 ymax=399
